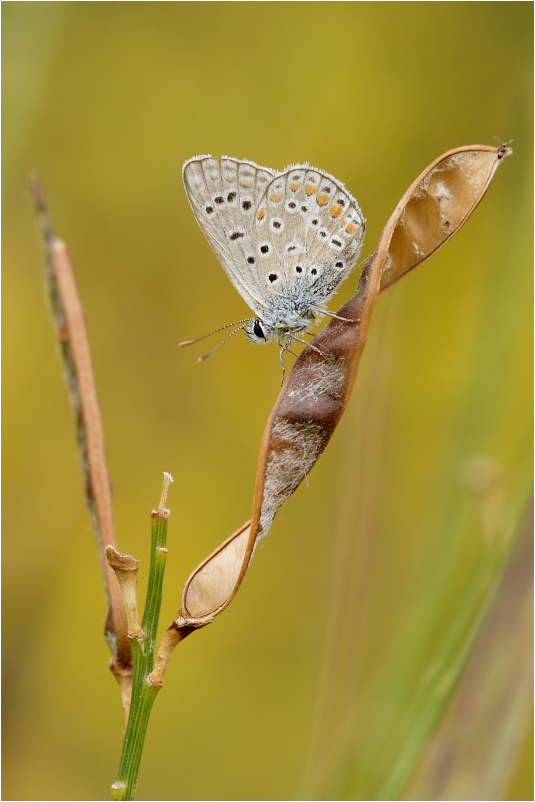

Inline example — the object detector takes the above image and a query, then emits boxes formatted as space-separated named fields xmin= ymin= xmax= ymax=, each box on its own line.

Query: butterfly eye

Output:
xmin=253 ymin=320 xmax=265 ymax=339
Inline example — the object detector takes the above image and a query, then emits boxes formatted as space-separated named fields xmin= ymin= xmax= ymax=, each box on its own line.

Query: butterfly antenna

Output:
xmin=197 ymin=326 xmax=247 ymax=362
xmin=179 ymin=319 xmax=250 ymax=347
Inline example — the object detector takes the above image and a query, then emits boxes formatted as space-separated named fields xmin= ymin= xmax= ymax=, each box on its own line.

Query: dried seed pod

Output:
xmin=176 ymin=144 xmax=511 ymax=628
xmin=179 ymin=521 xmax=251 ymax=624
xmin=379 ymin=145 xmax=511 ymax=291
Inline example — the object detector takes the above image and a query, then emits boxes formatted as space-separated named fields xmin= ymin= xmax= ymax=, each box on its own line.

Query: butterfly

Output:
xmin=181 ymin=156 xmax=366 ymax=377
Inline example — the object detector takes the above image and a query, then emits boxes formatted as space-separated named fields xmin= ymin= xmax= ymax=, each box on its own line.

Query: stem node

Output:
xmin=106 ymin=546 xmax=143 ymax=641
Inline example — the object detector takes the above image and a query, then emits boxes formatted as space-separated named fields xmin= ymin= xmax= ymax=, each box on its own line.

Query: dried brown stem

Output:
xmin=149 ymin=625 xmax=193 ymax=686
xmin=31 ymin=175 xmax=132 ymax=710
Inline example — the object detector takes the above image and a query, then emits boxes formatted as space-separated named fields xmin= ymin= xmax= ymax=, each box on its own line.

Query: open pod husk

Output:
xmin=174 ymin=144 xmax=511 ymax=631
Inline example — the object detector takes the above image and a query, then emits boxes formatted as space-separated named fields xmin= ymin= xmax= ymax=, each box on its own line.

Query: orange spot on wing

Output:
xmin=240 ymin=179 xmax=252 ymax=187
xmin=289 ymin=181 xmax=301 ymax=192
xmin=257 ymin=208 xmax=266 ymax=220
xmin=346 ymin=223 xmax=358 ymax=234
xmin=330 ymin=205 xmax=343 ymax=218
xmin=305 ymin=184 xmax=316 ymax=196
xmin=270 ymin=192 xmax=283 ymax=203
xmin=316 ymin=192 xmax=329 ymax=207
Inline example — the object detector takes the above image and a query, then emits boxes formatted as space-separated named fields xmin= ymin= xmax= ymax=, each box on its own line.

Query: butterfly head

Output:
xmin=245 ymin=318 xmax=270 ymax=344
xmin=245 ymin=312 xmax=316 ymax=347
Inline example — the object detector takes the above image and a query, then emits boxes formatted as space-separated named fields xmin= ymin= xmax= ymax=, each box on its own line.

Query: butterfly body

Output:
xmin=183 ymin=155 xmax=365 ymax=361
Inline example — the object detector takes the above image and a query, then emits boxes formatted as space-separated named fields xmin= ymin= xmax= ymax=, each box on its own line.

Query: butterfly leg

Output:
xmin=291 ymin=336 xmax=326 ymax=356
xmin=279 ymin=339 xmax=294 ymax=385
xmin=312 ymin=307 xmax=360 ymax=324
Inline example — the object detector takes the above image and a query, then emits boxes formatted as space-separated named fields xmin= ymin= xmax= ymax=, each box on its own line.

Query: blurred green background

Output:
xmin=3 ymin=3 xmax=533 ymax=800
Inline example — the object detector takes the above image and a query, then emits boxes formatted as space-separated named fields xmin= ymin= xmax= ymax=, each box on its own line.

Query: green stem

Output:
xmin=111 ymin=515 xmax=168 ymax=801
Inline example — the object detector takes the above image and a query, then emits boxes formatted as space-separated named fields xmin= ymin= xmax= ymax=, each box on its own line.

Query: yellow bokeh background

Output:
xmin=3 ymin=3 xmax=532 ymax=800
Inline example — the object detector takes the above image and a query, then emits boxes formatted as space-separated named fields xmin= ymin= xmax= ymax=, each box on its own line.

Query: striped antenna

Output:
xmin=179 ymin=319 xmax=250 ymax=348
xmin=198 ymin=326 xmax=247 ymax=362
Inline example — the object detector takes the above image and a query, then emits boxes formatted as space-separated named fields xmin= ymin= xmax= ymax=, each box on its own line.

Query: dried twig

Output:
xmin=31 ymin=175 xmax=132 ymax=716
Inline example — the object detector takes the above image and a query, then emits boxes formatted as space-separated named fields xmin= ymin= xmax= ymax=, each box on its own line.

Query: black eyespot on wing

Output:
xmin=295 ymin=265 xmax=303 ymax=273
xmin=229 ymin=231 xmax=244 ymax=241
xmin=335 ymin=261 xmax=343 ymax=268
xmin=268 ymin=273 xmax=278 ymax=282
xmin=247 ymin=256 xmax=255 ymax=264
xmin=260 ymin=245 xmax=269 ymax=254
xmin=214 ymin=196 xmax=224 ymax=204
xmin=301 ymin=205 xmax=307 ymax=212
xmin=242 ymin=200 xmax=252 ymax=210
xmin=311 ymin=268 xmax=318 ymax=275
xmin=319 ymin=231 xmax=327 ymax=238
xmin=227 ymin=192 xmax=236 ymax=203
xmin=288 ymin=202 xmax=296 ymax=209
xmin=253 ymin=320 xmax=265 ymax=338
xmin=332 ymin=239 xmax=342 ymax=247
xmin=312 ymin=218 xmax=318 ymax=225
xmin=206 ymin=206 xmax=214 ymax=214
xmin=273 ymin=221 xmax=281 ymax=229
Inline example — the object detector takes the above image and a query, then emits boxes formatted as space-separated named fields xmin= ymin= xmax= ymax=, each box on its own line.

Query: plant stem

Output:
xmin=111 ymin=514 xmax=169 ymax=800
xmin=32 ymin=175 xmax=132 ymax=706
